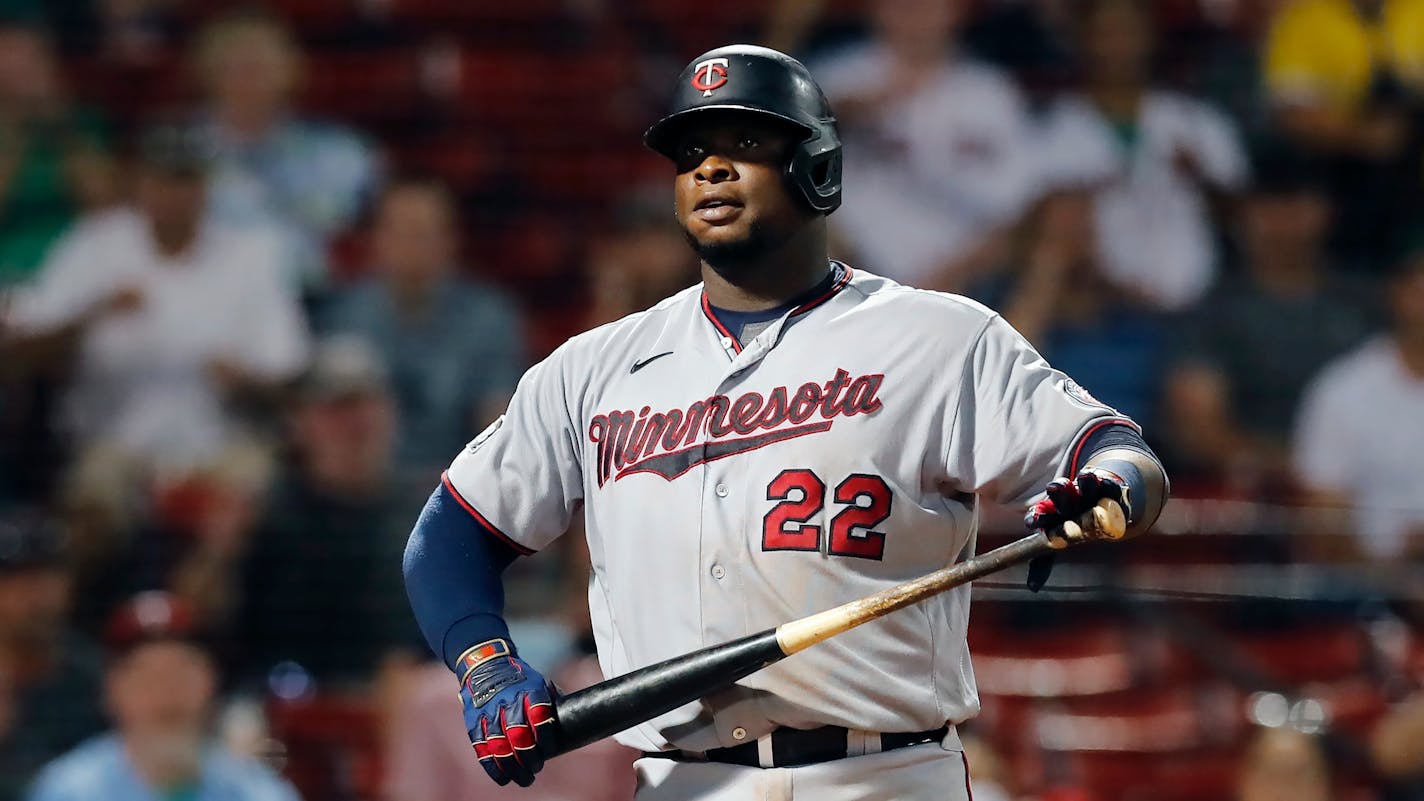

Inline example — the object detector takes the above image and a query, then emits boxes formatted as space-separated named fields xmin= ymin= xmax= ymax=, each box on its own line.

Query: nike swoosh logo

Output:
xmin=630 ymin=351 xmax=675 ymax=374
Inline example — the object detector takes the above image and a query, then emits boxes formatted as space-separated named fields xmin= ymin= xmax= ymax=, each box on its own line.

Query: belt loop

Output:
xmin=846 ymin=729 xmax=866 ymax=757
xmin=941 ymin=724 xmax=961 ymax=751
xmin=756 ymin=733 xmax=775 ymax=768
xmin=864 ymin=731 xmax=883 ymax=755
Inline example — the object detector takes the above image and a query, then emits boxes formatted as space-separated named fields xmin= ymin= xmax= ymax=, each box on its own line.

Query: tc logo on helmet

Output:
xmin=691 ymin=58 xmax=729 ymax=96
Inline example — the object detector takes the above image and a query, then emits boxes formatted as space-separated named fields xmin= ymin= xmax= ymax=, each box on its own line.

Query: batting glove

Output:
xmin=457 ymin=638 xmax=557 ymax=787
xmin=1023 ymin=470 xmax=1132 ymax=591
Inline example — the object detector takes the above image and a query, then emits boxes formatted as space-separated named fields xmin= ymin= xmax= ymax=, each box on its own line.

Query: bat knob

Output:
xmin=1091 ymin=498 xmax=1127 ymax=541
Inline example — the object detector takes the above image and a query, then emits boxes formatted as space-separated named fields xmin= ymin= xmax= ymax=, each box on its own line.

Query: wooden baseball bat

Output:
xmin=546 ymin=500 xmax=1124 ymax=756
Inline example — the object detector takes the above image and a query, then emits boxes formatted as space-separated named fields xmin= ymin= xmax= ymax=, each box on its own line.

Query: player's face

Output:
xmin=672 ymin=115 xmax=811 ymax=268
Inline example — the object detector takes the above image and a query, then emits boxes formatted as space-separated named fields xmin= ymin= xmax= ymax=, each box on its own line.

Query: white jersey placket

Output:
xmin=696 ymin=307 xmax=798 ymax=747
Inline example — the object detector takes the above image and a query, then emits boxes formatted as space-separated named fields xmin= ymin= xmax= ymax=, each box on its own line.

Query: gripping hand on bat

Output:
xmin=1025 ymin=469 xmax=1131 ymax=547
xmin=1022 ymin=468 xmax=1132 ymax=592
xmin=457 ymin=638 xmax=557 ymax=787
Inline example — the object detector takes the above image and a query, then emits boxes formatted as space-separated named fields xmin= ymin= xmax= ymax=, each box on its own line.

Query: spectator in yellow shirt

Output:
xmin=1268 ymin=0 xmax=1424 ymax=115
xmin=1264 ymin=0 xmax=1424 ymax=270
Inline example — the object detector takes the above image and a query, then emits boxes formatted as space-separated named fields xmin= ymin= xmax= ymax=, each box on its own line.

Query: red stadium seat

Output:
xmin=1032 ymin=687 xmax=1242 ymax=801
xmin=1304 ymin=677 xmax=1391 ymax=736
xmin=266 ymin=695 xmax=383 ymax=801
xmin=629 ymin=0 xmax=769 ymax=59
xmin=383 ymin=0 xmax=572 ymax=28
xmin=385 ymin=134 xmax=500 ymax=192
xmin=1231 ymin=624 xmax=1368 ymax=685
xmin=456 ymin=49 xmax=638 ymax=135
xmin=970 ymin=625 xmax=1136 ymax=699
xmin=1034 ymin=689 xmax=1219 ymax=753
xmin=64 ymin=52 xmax=192 ymax=123
xmin=299 ymin=50 xmax=424 ymax=122
xmin=1054 ymin=749 xmax=1239 ymax=801
xmin=270 ymin=0 xmax=359 ymax=36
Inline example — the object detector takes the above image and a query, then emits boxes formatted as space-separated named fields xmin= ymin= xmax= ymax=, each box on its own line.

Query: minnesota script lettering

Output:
xmin=588 ymin=368 xmax=884 ymax=484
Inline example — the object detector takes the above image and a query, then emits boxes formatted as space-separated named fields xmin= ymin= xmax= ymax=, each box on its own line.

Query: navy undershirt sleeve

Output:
xmin=403 ymin=483 xmax=521 ymax=671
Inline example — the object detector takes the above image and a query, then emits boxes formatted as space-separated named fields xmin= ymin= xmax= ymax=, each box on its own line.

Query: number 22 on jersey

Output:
xmin=762 ymin=470 xmax=892 ymax=559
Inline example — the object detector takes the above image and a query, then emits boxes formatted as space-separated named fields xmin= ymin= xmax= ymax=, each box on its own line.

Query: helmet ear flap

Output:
xmin=786 ymin=136 xmax=842 ymax=214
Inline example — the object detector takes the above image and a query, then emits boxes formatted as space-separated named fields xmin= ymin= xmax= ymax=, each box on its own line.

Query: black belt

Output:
xmin=643 ymin=725 xmax=950 ymax=769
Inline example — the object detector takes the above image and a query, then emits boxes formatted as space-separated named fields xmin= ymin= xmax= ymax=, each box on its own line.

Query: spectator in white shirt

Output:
xmin=1034 ymin=0 xmax=1249 ymax=312
xmin=812 ymin=0 xmax=1036 ymax=290
xmin=190 ymin=10 xmax=379 ymax=290
xmin=1293 ymin=241 xmax=1424 ymax=561
xmin=0 ymin=124 xmax=310 ymax=475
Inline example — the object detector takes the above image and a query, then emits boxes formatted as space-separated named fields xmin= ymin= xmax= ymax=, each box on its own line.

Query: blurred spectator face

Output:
xmin=136 ymin=167 xmax=206 ymax=247
xmin=106 ymin=640 xmax=215 ymax=744
xmin=1236 ymin=728 xmax=1331 ymax=801
xmin=0 ymin=566 xmax=70 ymax=650
xmin=291 ymin=340 xmax=397 ymax=491
xmin=1242 ymin=189 xmax=1329 ymax=268
xmin=373 ymin=184 xmax=457 ymax=297
xmin=294 ymin=390 xmax=393 ymax=470
xmin=1390 ymin=256 xmax=1424 ymax=334
xmin=872 ymin=0 xmax=964 ymax=59
xmin=197 ymin=16 xmax=299 ymax=126
xmin=1083 ymin=0 xmax=1153 ymax=82
xmin=0 ymin=26 xmax=60 ymax=109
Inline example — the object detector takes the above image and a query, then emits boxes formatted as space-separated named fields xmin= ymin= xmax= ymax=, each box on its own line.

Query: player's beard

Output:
xmin=681 ymin=217 xmax=796 ymax=277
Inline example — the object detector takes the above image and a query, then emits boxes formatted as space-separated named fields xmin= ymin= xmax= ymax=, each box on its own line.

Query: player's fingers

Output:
xmin=473 ymin=717 xmax=512 ymax=786
xmin=1076 ymin=471 xmax=1123 ymax=506
xmin=509 ymin=695 xmax=550 ymax=776
xmin=1045 ymin=478 xmax=1082 ymax=516
xmin=1074 ymin=471 xmax=1105 ymax=500
xmin=494 ymin=706 xmax=536 ymax=787
xmin=1024 ymin=497 xmax=1063 ymax=532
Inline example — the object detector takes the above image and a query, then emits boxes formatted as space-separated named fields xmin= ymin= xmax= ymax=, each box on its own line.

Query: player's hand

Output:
xmin=1024 ymin=470 xmax=1132 ymax=547
xmin=457 ymin=638 xmax=556 ymax=787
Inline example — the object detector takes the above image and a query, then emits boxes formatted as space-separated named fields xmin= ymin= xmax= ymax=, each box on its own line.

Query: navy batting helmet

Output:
xmin=644 ymin=45 xmax=843 ymax=214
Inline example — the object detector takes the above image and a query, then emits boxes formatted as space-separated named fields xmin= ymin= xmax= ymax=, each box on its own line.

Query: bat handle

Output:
xmin=546 ymin=630 xmax=785 ymax=757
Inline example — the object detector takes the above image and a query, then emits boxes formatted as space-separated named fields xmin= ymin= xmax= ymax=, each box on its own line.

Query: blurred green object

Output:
xmin=0 ymin=108 xmax=109 ymax=287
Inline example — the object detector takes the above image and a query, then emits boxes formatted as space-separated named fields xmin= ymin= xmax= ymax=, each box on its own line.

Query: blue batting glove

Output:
xmin=456 ymin=638 xmax=556 ymax=787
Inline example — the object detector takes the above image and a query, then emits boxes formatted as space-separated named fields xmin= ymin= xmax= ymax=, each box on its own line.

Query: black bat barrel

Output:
xmin=547 ymin=628 xmax=785 ymax=756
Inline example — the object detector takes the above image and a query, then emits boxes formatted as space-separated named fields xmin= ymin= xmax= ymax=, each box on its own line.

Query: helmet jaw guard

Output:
xmin=645 ymin=45 xmax=843 ymax=215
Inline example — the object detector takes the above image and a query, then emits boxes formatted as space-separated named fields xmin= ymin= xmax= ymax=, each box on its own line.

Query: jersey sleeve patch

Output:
xmin=466 ymin=415 xmax=506 ymax=454
xmin=1063 ymin=378 xmax=1111 ymax=411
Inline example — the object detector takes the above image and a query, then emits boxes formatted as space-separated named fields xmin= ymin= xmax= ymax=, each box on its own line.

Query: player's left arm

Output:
xmin=402 ymin=342 xmax=584 ymax=788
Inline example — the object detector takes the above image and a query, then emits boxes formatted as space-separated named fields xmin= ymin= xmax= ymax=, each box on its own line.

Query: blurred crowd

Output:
xmin=0 ymin=0 xmax=1420 ymax=799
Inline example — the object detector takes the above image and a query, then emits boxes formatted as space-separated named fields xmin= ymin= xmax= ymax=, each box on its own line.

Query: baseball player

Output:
xmin=403 ymin=45 xmax=1168 ymax=800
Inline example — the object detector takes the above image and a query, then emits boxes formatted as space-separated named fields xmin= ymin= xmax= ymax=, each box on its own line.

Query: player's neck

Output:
xmin=699 ymin=226 xmax=830 ymax=312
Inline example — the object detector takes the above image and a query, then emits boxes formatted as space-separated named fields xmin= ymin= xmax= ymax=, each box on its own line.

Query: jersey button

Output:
xmin=731 ymin=727 xmax=747 ymax=741
xmin=714 ymin=483 xmax=728 ymax=497
xmin=711 ymin=565 xmax=726 ymax=580
xmin=720 ymin=336 xmax=733 ymax=348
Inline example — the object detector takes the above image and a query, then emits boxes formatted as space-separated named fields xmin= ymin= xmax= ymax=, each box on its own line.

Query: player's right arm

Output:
xmin=402 ymin=343 xmax=585 ymax=788
xmin=945 ymin=313 xmax=1169 ymax=539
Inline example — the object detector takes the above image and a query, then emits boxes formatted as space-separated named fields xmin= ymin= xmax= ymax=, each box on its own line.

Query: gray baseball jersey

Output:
xmin=444 ymin=265 xmax=1131 ymax=753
